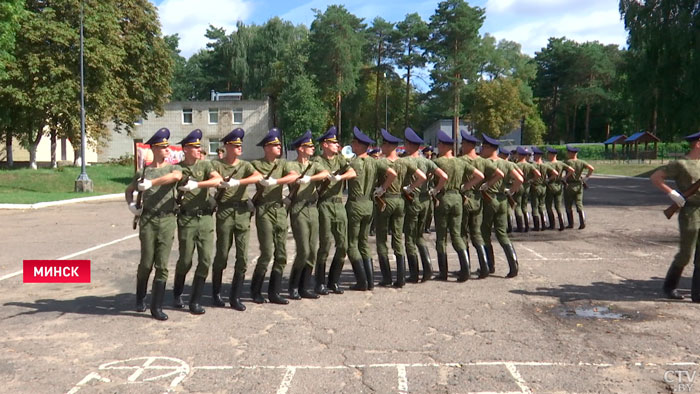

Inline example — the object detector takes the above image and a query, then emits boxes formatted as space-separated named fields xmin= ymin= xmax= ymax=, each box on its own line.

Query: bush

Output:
xmin=108 ymin=154 xmax=134 ymax=166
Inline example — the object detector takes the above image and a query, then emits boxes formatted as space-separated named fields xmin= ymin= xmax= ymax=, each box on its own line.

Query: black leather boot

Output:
xmin=540 ymin=212 xmax=547 ymax=232
xmin=558 ymin=213 xmax=565 ymax=231
xmin=663 ymin=265 xmax=685 ymax=300
xmin=327 ymin=256 xmax=345 ymax=294
xmin=363 ymin=258 xmax=375 ymax=290
xmin=475 ymin=244 xmax=489 ymax=279
xmin=513 ymin=215 xmax=520 ymax=232
xmin=547 ymin=211 xmax=555 ymax=230
xmin=692 ymin=265 xmax=700 ymax=303
xmin=378 ymin=255 xmax=393 ymax=286
xmin=211 ymin=269 xmax=226 ymax=307
xmin=532 ymin=215 xmax=540 ymax=231
xmin=288 ymin=265 xmax=302 ymax=300
xmin=150 ymin=280 xmax=168 ymax=321
xmin=349 ymin=259 xmax=368 ymax=291
xmin=230 ymin=271 xmax=246 ymax=311
xmin=436 ymin=252 xmax=448 ymax=280
xmin=523 ymin=214 xmax=529 ymax=233
xmin=250 ymin=270 xmax=268 ymax=304
xmin=268 ymin=270 xmax=289 ymax=305
xmin=406 ymin=255 xmax=420 ymax=283
xmin=136 ymin=275 xmax=148 ymax=312
xmin=300 ymin=265 xmax=320 ymax=299
xmin=456 ymin=249 xmax=471 ymax=282
xmin=393 ymin=255 xmax=406 ymax=288
xmin=578 ymin=210 xmax=586 ymax=230
xmin=485 ymin=244 xmax=495 ymax=274
xmin=173 ymin=273 xmax=186 ymax=309
xmin=566 ymin=210 xmax=574 ymax=229
xmin=503 ymin=244 xmax=519 ymax=278
xmin=315 ymin=262 xmax=329 ymax=295
xmin=189 ymin=276 xmax=206 ymax=314
xmin=417 ymin=245 xmax=433 ymax=282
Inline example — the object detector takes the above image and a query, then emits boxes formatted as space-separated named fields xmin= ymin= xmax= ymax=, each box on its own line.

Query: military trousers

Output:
xmin=462 ymin=191 xmax=485 ymax=246
xmin=316 ymin=199 xmax=348 ymax=266
xmin=138 ymin=213 xmax=176 ymax=282
xmin=376 ymin=195 xmax=405 ymax=256
xmin=671 ymin=205 xmax=700 ymax=269
xmin=175 ymin=213 xmax=215 ymax=280
xmin=346 ymin=198 xmax=373 ymax=262
xmin=482 ymin=193 xmax=512 ymax=247
xmin=435 ymin=191 xmax=466 ymax=254
xmin=213 ymin=203 xmax=251 ymax=275
xmin=404 ymin=196 xmax=430 ymax=256
xmin=254 ymin=202 xmax=288 ymax=275
xmin=530 ymin=184 xmax=547 ymax=215
xmin=514 ymin=186 xmax=530 ymax=222
xmin=291 ymin=201 xmax=319 ymax=270
xmin=545 ymin=182 xmax=564 ymax=217
xmin=564 ymin=182 xmax=584 ymax=211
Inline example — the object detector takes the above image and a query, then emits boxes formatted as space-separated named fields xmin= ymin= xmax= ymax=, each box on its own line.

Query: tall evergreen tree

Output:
xmin=396 ymin=13 xmax=429 ymax=129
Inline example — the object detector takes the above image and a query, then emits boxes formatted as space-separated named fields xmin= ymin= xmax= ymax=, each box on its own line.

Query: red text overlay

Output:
xmin=23 ymin=260 xmax=91 ymax=283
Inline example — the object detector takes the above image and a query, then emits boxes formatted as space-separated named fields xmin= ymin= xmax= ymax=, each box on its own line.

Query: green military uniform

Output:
xmin=481 ymin=158 xmax=520 ymax=277
xmin=251 ymin=158 xmax=289 ymax=302
xmin=211 ymin=158 xmax=256 ymax=310
xmin=314 ymin=154 xmax=350 ymax=294
xmin=346 ymin=156 xmax=379 ymax=290
xmin=515 ymin=160 xmax=537 ymax=232
xmin=375 ymin=157 xmax=417 ymax=286
xmin=459 ymin=155 xmax=496 ymax=278
xmin=434 ymin=156 xmax=474 ymax=281
xmin=563 ymin=158 xmax=590 ymax=229
xmin=402 ymin=156 xmax=438 ymax=282
xmin=529 ymin=161 xmax=552 ymax=231
xmin=545 ymin=160 xmax=568 ymax=230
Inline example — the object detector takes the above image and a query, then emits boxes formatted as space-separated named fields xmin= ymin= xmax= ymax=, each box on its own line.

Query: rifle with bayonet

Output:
xmin=664 ymin=178 xmax=700 ymax=219
xmin=250 ymin=161 xmax=279 ymax=216
xmin=132 ymin=165 xmax=147 ymax=229
xmin=285 ymin=163 xmax=314 ymax=214
xmin=317 ymin=163 xmax=350 ymax=197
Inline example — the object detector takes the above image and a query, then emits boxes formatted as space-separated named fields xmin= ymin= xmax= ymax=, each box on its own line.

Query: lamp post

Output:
xmin=75 ymin=0 xmax=93 ymax=192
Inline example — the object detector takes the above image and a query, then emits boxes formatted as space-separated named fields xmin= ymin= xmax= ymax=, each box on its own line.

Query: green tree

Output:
xmin=165 ymin=34 xmax=191 ymax=101
xmin=278 ymin=74 xmax=329 ymax=144
xmin=523 ymin=110 xmax=546 ymax=145
xmin=395 ymin=13 xmax=429 ymax=129
xmin=470 ymin=78 xmax=528 ymax=137
xmin=428 ymin=0 xmax=485 ymax=144
xmin=308 ymin=5 xmax=366 ymax=140
xmin=0 ymin=0 xmax=23 ymax=79
xmin=367 ymin=17 xmax=397 ymax=137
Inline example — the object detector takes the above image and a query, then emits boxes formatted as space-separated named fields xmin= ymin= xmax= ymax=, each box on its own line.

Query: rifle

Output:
xmin=132 ymin=165 xmax=147 ymax=230
xmin=285 ymin=163 xmax=313 ymax=214
xmin=664 ymin=179 xmax=700 ymax=219
xmin=374 ymin=193 xmax=387 ymax=212
xmin=251 ymin=161 xmax=279 ymax=210
xmin=317 ymin=163 xmax=350 ymax=197
xmin=479 ymin=188 xmax=516 ymax=208
xmin=175 ymin=175 xmax=194 ymax=211
xmin=213 ymin=164 xmax=243 ymax=210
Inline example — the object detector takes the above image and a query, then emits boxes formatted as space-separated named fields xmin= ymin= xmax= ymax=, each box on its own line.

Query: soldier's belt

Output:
xmin=257 ymin=201 xmax=283 ymax=208
xmin=292 ymin=197 xmax=318 ymax=207
xmin=217 ymin=200 xmax=249 ymax=209
xmin=383 ymin=193 xmax=402 ymax=199
xmin=348 ymin=195 xmax=372 ymax=202
xmin=443 ymin=189 xmax=461 ymax=194
xmin=318 ymin=196 xmax=343 ymax=204
xmin=142 ymin=209 xmax=175 ymax=217
xmin=178 ymin=208 xmax=213 ymax=217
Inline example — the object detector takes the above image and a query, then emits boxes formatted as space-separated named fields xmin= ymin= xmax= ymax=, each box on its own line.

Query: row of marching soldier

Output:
xmin=125 ymin=125 xmax=593 ymax=321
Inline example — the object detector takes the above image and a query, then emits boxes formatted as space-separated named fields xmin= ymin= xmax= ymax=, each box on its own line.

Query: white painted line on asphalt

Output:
xmin=397 ymin=364 xmax=408 ymax=393
xmin=276 ymin=366 xmax=296 ymax=394
xmin=0 ymin=193 xmax=123 ymax=210
xmin=504 ymin=362 xmax=532 ymax=394
xmin=0 ymin=233 xmax=138 ymax=282
xmin=518 ymin=245 xmax=547 ymax=261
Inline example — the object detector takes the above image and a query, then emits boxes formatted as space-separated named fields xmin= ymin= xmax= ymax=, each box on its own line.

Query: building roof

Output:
xmin=603 ymin=135 xmax=627 ymax=145
xmin=623 ymin=131 xmax=660 ymax=144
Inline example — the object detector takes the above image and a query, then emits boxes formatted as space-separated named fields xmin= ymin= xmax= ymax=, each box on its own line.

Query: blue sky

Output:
xmin=151 ymin=0 xmax=628 ymax=61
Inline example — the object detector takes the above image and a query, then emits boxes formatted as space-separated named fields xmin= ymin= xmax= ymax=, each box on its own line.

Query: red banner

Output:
xmin=135 ymin=143 xmax=183 ymax=170
xmin=23 ymin=260 xmax=91 ymax=283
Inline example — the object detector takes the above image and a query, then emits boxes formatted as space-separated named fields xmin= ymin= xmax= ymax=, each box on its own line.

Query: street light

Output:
xmin=75 ymin=0 xmax=93 ymax=192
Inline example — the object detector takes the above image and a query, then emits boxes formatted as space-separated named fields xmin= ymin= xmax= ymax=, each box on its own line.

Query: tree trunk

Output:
xmin=374 ymin=42 xmax=383 ymax=135
xmin=571 ymin=105 xmax=578 ymax=142
xmin=74 ymin=148 xmax=80 ymax=166
xmin=404 ymin=64 xmax=411 ymax=129
xmin=453 ymin=75 xmax=460 ymax=153
xmin=651 ymin=88 xmax=658 ymax=135
xmin=5 ymin=130 xmax=12 ymax=168
xmin=50 ymin=128 xmax=57 ymax=168
xmin=336 ymin=91 xmax=342 ymax=141
xmin=29 ymin=129 xmax=43 ymax=170
xmin=584 ymin=102 xmax=591 ymax=143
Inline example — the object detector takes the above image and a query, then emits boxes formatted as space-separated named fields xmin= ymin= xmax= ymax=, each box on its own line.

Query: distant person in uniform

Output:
xmin=563 ymin=146 xmax=594 ymax=229
xmin=545 ymin=147 xmax=573 ymax=231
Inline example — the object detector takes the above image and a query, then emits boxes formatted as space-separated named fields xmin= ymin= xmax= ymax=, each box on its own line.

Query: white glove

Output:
xmin=259 ymin=177 xmax=278 ymax=187
xmin=219 ymin=178 xmax=240 ymax=189
xmin=296 ymin=175 xmax=311 ymax=185
xmin=504 ymin=188 xmax=512 ymax=196
xmin=668 ymin=190 xmax=686 ymax=207
xmin=428 ymin=188 xmax=438 ymax=197
xmin=128 ymin=202 xmax=142 ymax=216
xmin=402 ymin=185 xmax=415 ymax=194
xmin=137 ymin=179 xmax=152 ymax=191
xmin=327 ymin=173 xmax=343 ymax=182
xmin=479 ymin=182 xmax=489 ymax=191
xmin=373 ymin=186 xmax=385 ymax=198
xmin=178 ymin=179 xmax=198 ymax=192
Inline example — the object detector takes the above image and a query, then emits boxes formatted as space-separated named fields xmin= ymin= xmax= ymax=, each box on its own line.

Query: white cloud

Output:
xmin=156 ymin=0 xmax=253 ymax=58
xmin=486 ymin=0 xmax=614 ymax=16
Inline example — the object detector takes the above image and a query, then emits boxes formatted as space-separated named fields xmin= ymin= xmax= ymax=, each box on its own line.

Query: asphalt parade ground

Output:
xmin=1 ymin=175 xmax=699 ymax=393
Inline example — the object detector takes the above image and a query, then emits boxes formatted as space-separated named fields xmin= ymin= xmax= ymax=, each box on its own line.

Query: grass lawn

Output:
xmin=588 ymin=160 xmax=664 ymax=178
xmin=0 ymin=164 xmax=135 ymax=204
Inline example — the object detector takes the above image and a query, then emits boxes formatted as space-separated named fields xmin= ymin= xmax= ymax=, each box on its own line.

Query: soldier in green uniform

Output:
xmin=346 ymin=127 xmax=395 ymax=290
xmin=403 ymin=127 xmax=447 ymax=282
xmin=251 ymin=128 xmax=300 ymax=305
xmin=545 ymin=147 xmax=573 ymax=231
xmin=372 ymin=128 xmax=427 ymax=287
xmin=563 ymin=146 xmax=594 ymax=229
xmin=210 ymin=128 xmax=263 ymax=311
xmin=422 ymin=146 xmax=435 ymax=234
xmin=432 ymin=130 xmax=485 ymax=281
xmin=480 ymin=134 xmax=523 ymax=278
xmin=514 ymin=147 xmax=541 ymax=233
xmin=458 ymin=130 xmax=503 ymax=278
xmin=499 ymin=147 xmax=515 ymax=233
xmin=529 ymin=146 xmax=553 ymax=231
xmin=285 ymin=131 xmax=329 ymax=300
xmin=313 ymin=126 xmax=357 ymax=295
xmin=172 ymin=129 xmax=223 ymax=315
xmin=125 ymin=128 xmax=182 ymax=321
xmin=651 ymin=131 xmax=700 ymax=302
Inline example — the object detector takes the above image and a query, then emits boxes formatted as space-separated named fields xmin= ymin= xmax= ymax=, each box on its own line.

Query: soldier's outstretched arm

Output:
xmin=433 ymin=168 xmax=448 ymax=192
xmin=239 ymin=171 xmax=263 ymax=186
xmin=310 ymin=169 xmax=330 ymax=182
xmin=463 ymin=169 xmax=485 ymax=190
xmin=277 ymin=171 xmax=300 ymax=185
xmin=409 ymin=169 xmax=427 ymax=189
xmin=509 ymin=168 xmax=524 ymax=193
xmin=196 ymin=170 xmax=223 ymax=189
xmin=340 ymin=167 xmax=357 ymax=181
xmin=380 ymin=168 xmax=397 ymax=191
xmin=151 ymin=170 xmax=183 ymax=187
xmin=651 ymin=168 xmax=673 ymax=194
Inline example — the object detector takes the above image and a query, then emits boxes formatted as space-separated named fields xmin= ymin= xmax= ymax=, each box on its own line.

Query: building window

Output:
xmin=182 ymin=108 xmax=193 ymax=124
xmin=208 ymin=108 xmax=219 ymax=124
xmin=209 ymin=141 xmax=221 ymax=156
xmin=232 ymin=108 xmax=243 ymax=124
